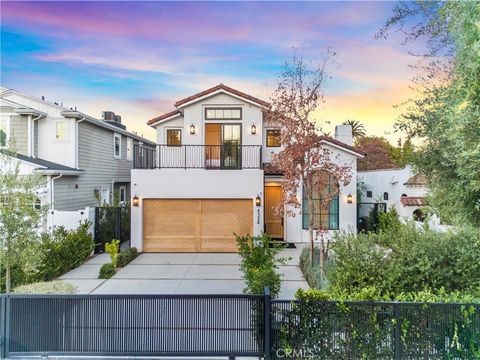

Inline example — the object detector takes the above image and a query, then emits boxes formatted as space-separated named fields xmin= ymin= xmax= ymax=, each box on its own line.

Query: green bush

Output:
xmin=236 ymin=233 xmax=288 ymax=298
xmin=326 ymin=223 xmax=480 ymax=299
xmin=117 ymin=247 xmax=138 ymax=267
xmin=13 ymin=280 xmax=77 ymax=294
xmin=99 ymin=263 xmax=116 ymax=279
xmin=35 ymin=221 xmax=94 ymax=281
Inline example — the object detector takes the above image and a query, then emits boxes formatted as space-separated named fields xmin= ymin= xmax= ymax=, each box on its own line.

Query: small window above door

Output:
xmin=166 ymin=129 xmax=182 ymax=146
xmin=205 ymin=108 xmax=242 ymax=120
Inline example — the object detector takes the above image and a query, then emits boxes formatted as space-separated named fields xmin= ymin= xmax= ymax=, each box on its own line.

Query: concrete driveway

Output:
xmin=61 ymin=245 xmax=309 ymax=299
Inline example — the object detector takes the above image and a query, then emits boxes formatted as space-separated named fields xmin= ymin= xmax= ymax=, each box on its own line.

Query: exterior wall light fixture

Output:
xmin=132 ymin=195 xmax=140 ymax=207
xmin=251 ymin=124 xmax=256 ymax=135
xmin=190 ymin=124 xmax=195 ymax=134
xmin=255 ymin=195 xmax=261 ymax=207
xmin=347 ymin=194 xmax=353 ymax=204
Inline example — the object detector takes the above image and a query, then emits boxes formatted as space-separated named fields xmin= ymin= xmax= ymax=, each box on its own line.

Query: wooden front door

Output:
xmin=143 ymin=199 xmax=253 ymax=252
xmin=265 ymin=186 xmax=284 ymax=239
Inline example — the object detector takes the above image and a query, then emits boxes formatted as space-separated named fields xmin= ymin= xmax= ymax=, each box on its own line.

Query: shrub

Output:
xmin=236 ymin=233 xmax=288 ymax=298
xmin=105 ymin=239 xmax=120 ymax=267
xmin=99 ymin=263 xmax=116 ymax=279
xmin=327 ymin=223 xmax=480 ymax=299
xmin=117 ymin=247 xmax=139 ymax=267
xmin=13 ymin=280 xmax=77 ymax=294
xmin=32 ymin=221 xmax=94 ymax=282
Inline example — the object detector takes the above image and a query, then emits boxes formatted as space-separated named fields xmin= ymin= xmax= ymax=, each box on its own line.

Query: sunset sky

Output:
xmin=0 ymin=1 xmax=423 ymax=142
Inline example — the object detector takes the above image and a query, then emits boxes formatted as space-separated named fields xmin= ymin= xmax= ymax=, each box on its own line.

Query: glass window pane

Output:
xmin=231 ymin=109 xmax=241 ymax=119
xmin=267 ymin=129 xmax=281 ymax=147
xmin=167 ymin=129 xmax=182 ymax=145
xmin=56 ymin=122 xmax=66 ymax=140
xmin=114 ymin=135 xmax=121 ymax=157
xmin=206 ymin=109 xmax=215 ymax=119
xmin=0 ymin=118 xmax=7 ymax=146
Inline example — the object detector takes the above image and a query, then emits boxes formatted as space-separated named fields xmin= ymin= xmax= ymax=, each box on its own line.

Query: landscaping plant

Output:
xmin=99 ymin=263 xmax=116 ymax=279
xmin=117 ymin=247 xmax=138 ymax=267
xmin=236 ymin=233 xmax=288 ymax=298
xmin=14 ymin=280 xmax=77 ymax=294
xmin=105 ymin=239 xmax=120 ymax=267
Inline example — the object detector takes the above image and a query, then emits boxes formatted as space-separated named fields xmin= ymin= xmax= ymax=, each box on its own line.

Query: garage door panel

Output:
xmin=143 ymin=199 xmax=253 ymax=253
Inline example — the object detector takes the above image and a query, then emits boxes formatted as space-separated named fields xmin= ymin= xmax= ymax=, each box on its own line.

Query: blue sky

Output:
xmin=1 ymin=1 xmax=422 ymax=141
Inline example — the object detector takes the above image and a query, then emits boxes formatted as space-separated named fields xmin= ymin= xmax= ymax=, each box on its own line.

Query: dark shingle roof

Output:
xmin=14 ymin=153 xmax=82 ymax=173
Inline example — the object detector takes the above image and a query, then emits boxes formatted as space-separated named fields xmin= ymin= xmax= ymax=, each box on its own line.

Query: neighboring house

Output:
xmin=358 ymin=165 xmax=429 ymax=220
xmin=131 ymin=84 xmax=364 ymax=253
xmin=0 ymin=87 xmax=155 ymax=230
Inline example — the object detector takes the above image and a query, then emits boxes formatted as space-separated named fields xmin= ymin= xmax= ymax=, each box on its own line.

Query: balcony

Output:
xmin=133 ymin=144 xmax=262 ymax=169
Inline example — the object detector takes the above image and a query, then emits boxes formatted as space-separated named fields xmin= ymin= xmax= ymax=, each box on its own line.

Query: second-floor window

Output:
xmin=166 ymin=129 xmax=182 ymax=146
xmin=127 ymin=138 xmax=133 ymax=161
xmin=114 ymin=133 xmax=121 ymax=159
xmin=266 ymin=129 xmax=281 ymax=147
xmin=56 ymin=121 xmax=67 ymax=141
xmin=205 ymin=108 xmax=242 ymax=120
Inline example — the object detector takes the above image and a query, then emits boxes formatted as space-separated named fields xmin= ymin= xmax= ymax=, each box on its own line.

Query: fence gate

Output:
xmin=94 ymin=206 xmax=130 ymax=253
xmin=1 ymin=294 xmax=266 ymax=359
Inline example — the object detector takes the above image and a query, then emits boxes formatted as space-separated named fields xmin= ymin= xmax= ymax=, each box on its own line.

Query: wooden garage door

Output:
xmin=143 ymin=199 xmax=253 ymax=252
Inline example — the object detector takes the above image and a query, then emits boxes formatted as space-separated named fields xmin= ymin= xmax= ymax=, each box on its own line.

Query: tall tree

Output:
xmin=265 ymin=51 xmax=352 ymax=277
xmin=0 ymin=148 xmax=45 ymax=292
xmin=379 ymin=1 xmax=480 ymax=227
xmin=355 ymin=136 xmax=399 ymax=171
xmin=342 ymin=119 xmax=366 ymax=139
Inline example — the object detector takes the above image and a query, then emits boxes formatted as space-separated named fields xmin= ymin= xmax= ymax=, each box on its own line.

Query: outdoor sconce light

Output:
xmin=251 ymin=124 xmax=256 ymax=135
xmin=132 ymin=196 xmax=140 ymax=207
xmin=347 ymin=194 xmax=353 ymax=204
xmin=255 ymin=195 xmax=261 ymax=207
xmin=190 ymin=124 xmax=195 ymax=134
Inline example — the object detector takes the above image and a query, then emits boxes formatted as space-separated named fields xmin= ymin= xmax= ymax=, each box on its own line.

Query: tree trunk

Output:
xmin=5 ymin=255 xmax=10 ymax=293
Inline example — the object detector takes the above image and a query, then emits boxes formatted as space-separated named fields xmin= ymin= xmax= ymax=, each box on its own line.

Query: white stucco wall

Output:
xmin=130 ymin=168 xmax=264 ymax=251
xmin=283 ymin=145 xmax=359 ymax=242
xmin=358 ymin=165 xmax=428 ymax=219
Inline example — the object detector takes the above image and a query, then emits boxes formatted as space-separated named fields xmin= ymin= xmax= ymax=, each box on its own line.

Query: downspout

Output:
xmin=50 ymin=173 xmax=63 ymax=211
xmin=27 ymin=115 xmax=32 ymax=157
xmin=75 ymin=116 xmax=86 ymax=169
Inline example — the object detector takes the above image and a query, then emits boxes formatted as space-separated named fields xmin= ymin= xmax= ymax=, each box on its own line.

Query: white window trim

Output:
xmin=165 ymin=127 xmax=183 ymax=145
xmin=0 ymin=115 xmax=10 ymax=148
xmin=55 ymin=121 xmax=68 ymax=142
xmin=119 ymin=185 xmax=127 ymax=204
xmin=113 ymin=133 xmax=122 ymax=159
xmin=126 ymin=137 xmax=134 ymax=161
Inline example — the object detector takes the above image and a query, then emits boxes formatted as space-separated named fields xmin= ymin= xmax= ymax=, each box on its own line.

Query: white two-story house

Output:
xmin=0 ymin=87 xmax=155 ymax=230
xmin=131 ymin=84 xmax=364 ymax=252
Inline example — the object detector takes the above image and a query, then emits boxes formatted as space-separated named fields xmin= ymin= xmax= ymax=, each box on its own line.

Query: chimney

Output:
xmin=334 ymin=125 xmax=353 ymax=146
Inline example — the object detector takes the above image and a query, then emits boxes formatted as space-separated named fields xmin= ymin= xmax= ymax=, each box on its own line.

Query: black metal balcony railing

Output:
xmin=133 ymin=144 xmax=262 ymax=169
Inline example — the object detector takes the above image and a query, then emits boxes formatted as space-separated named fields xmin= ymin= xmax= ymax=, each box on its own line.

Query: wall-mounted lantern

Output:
xmin=255 ymin=195 xmax=261 ymax=207
xmin=132 ymin=195 xmax=140 ymax=207
xmin=190 ymin=124 xmax=196 ymax=135
xmin=251 ymin=124 xmax=256 ymax=135
xmin=347 ymin=194 xmax=353 ymax=204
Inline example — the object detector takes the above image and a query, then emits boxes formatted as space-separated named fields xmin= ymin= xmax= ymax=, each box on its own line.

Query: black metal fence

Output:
xmin=270 ymin=300 xmax=480 ymax=360
xmin=357 ymin=202 xmax=387 ymax=233
xmin=133 ymin=144 xmax=262 ymax=170
xmin=1 ymin=291 xmax=479 ymax=359
xmin=94 ymin=206 xmax=130 ymax=253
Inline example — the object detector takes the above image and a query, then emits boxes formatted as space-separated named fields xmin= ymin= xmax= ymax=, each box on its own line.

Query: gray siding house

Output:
xmin=0 ymin=87 xmax=155 ymax=228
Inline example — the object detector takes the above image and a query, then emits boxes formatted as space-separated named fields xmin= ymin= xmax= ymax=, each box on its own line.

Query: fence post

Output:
xmin=264 ymin=287 xmax=271 ymax=360
xmin=115 ymin=207 xmax=121 ymax=242
xmin=394 ymin=302 xmax=401 ymax=360
xmin=94 ymin=207 xmax=100 ymax=253
xmin=0 ymin=296 xmax=5 ymax=359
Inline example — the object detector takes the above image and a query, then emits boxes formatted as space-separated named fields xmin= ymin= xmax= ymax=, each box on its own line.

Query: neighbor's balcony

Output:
xmin=133 ymin=144 xmax=262 ymax=170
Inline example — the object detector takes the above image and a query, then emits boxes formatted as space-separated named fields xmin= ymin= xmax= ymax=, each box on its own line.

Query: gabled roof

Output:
xmin=400 ymin=196 xmax=427 ymax=207
xmin=174 ymin=84 xmax=270 ymax=109
xmin=147 ymin=109 xmax=182 ymax=126
xmin=404 ymin=174 xmax=427 ymax=186
xmin=318 ymin=136 xmax=366 ymax=157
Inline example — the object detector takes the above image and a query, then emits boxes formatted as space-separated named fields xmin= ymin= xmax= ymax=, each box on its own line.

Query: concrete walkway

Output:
xmin=60 ymin=245 xmax=309 ymax=299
